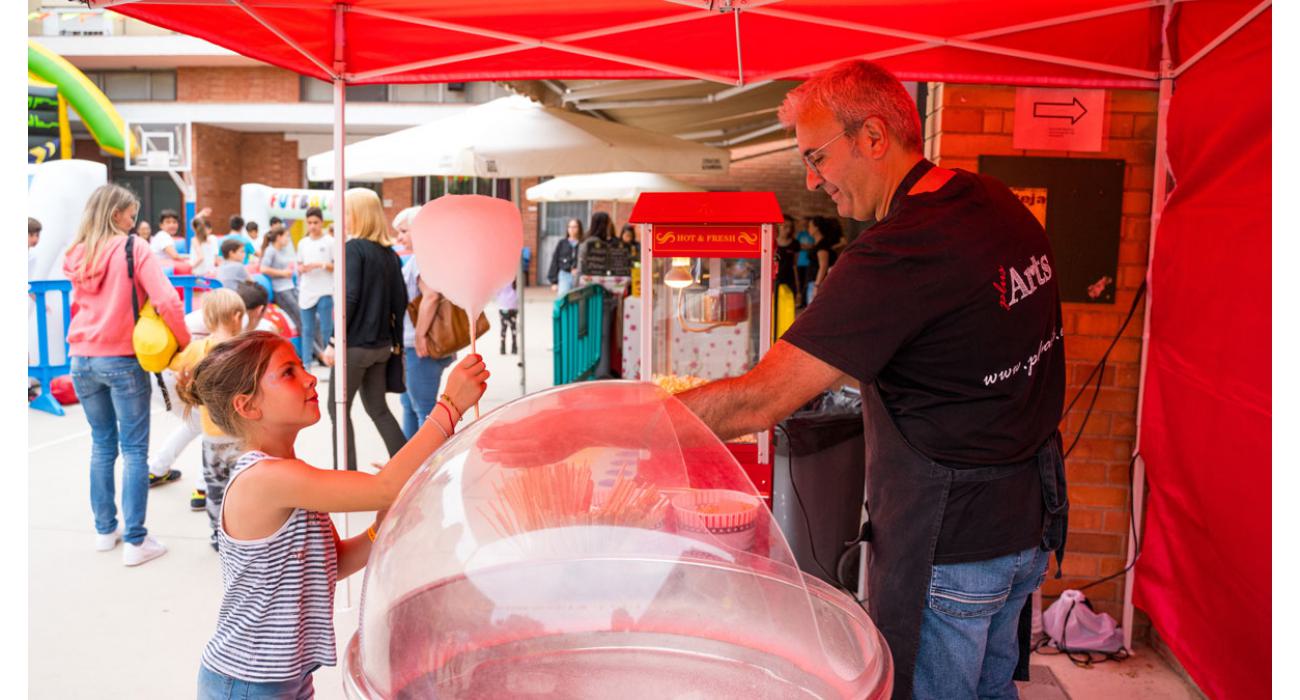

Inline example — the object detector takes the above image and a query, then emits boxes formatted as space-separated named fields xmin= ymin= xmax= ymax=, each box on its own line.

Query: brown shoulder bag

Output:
xmin=407 ymin=292 xmax=490 ymax=358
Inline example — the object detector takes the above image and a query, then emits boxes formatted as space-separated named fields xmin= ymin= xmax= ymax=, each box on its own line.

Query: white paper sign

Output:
xmin=1013 ymin=88 xmax=1106 ymax=152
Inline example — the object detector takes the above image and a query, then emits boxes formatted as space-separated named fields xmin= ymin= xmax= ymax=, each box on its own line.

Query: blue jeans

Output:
xmin=556 ymin=269 xmax=575 ymax=297
xmin=913 ymin=546 xmax=1049 ymax=700
xmin=71 ymin=355 xmax=152 ymax=545
xmin=400 ymin=347 xmax=453 ymax=439
xmin=298 ymin=295 xmax=333 ymax=368
xmin=197 ymin=664 xmax=315 ymax=699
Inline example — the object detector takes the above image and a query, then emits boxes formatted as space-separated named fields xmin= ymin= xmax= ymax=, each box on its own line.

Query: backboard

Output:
xmin=123 ymin=121 xmax=191 ymax=172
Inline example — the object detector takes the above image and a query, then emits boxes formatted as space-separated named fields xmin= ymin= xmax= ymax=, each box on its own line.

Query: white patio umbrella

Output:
xmin=525 ymin=171 xmax=705 ymax=203
xmin=306 ymin=95 xmax=729 ymax=181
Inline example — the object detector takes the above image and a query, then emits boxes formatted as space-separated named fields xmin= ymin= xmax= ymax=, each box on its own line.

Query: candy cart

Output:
xmin=625 ymin=192 xmax=781 ymax=499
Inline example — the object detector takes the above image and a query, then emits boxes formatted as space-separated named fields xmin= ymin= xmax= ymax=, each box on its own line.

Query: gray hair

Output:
xmin=778 ymin=60 xmax=923 ymax=154
xmin=392 ymin=205 xmax=421 ymax=230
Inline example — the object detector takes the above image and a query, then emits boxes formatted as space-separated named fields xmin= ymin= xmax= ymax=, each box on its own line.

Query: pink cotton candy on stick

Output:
xmin=411 ymin=195 xmax=522 ymax=419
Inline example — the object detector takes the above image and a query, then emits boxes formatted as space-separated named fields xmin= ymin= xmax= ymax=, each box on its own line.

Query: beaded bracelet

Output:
xmin=438 ymin=394 xmax=462 ymax=422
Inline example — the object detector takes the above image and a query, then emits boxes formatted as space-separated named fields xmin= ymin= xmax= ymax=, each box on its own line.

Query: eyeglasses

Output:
xmin=801 ymin=129 xmax=847 ymax=180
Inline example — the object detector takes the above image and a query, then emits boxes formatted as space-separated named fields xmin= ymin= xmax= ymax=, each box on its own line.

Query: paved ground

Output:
xmin=27 ymin=287 xmax=1201 ymax=698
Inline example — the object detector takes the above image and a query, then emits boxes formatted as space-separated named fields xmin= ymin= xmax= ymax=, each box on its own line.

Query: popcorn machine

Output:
xmin=628 ymin=192 xmax=782 ymax=498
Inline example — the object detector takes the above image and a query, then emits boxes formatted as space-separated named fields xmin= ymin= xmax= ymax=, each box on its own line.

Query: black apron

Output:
xmin=860 ymin=160 xmax=1069 ymax=700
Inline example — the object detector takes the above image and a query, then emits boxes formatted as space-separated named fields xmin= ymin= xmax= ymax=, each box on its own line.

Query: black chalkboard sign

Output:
xmin=978 ymin=156 xmax=1125 ymax=304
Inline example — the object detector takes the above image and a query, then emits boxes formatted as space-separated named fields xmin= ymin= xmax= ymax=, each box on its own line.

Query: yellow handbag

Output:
xmin=125 ymin=236 xmax=179 ymax=376
xmin=133 ymin=301 xmax=178 ymax=373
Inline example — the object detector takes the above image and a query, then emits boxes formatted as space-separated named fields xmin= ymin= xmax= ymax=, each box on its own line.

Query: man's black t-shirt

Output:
xmin=781 ymin=167 xmax=1065 ymax=563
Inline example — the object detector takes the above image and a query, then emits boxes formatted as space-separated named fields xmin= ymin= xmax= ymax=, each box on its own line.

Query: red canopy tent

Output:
xmin=86 ymin=1 xmax=1271 ymax=696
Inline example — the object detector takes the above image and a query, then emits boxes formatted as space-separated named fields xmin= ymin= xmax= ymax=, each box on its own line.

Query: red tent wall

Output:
xmin=1135 ymin=9 xmax=1270 ymax=700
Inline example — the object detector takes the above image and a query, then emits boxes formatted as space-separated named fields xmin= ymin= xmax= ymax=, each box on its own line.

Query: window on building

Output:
xmin=390 ymin=84 xmax=440 ymax=103
xmin=83 ymin=71 xmax=176 ymax=101
xmin=300 ymin=77 xmax=390 ymax=103
xmin=301 ymin=79 xmax=507 ymax=104
xmin=412 ymin=176 xmax=510 ymax=205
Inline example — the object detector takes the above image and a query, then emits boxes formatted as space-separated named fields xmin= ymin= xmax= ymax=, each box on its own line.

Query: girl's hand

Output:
xmin=443 ymin=354 xmax=489 ymax=416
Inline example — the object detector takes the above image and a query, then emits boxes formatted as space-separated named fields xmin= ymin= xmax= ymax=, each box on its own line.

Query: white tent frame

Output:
xmin=95 ymin=0 xmax=1272 ymax=639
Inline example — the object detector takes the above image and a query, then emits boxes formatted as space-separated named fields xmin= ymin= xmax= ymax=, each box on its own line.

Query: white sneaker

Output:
xmin=123 ymin=536 xmax=168 ymax=567
xmin=94 ymin=525 xmax=124 ymax=552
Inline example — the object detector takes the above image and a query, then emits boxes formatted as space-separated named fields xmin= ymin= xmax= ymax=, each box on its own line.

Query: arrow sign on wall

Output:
xmin=1014 ymin=88 xmax=1105 ymax=152
xmin=1032 ymin=97 xmax=1089 ymax=124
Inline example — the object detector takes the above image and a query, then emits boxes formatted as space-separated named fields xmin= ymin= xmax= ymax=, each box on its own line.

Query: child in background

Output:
xmin=151 ymin=209 xmax=187 ymax=272
xmin=496 ymin=280 xmax=519 ymax=355
xmin=258 ymin=226 xmax=301 ymax=329
xmin=178 ymin=332 xmax=487 ymax=697
xmin=244 ymin=221 xmax=262 ymax=263
xmin=28 ymin=217 xmax=40 ymax=279
xmin=190 ymin=217 xmax=219 ymax=277
xmin=296 ymin=207 xmax=334 ymax=368
xmin=158 ymin=280 xmax=272 ymax=510
xmin=215 ymin=238 xmax=250 ymax=291
xmin=169 ymin=289 xmax=247 ymax=550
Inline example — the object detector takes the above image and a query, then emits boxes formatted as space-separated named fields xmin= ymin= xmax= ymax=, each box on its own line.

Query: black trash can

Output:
xmin=772 ymin=387 xmax=865 ymax=591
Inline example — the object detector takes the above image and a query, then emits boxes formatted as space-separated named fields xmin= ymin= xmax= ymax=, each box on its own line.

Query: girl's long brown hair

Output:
xmin=174 ymin=331 xmax=287 ymax=440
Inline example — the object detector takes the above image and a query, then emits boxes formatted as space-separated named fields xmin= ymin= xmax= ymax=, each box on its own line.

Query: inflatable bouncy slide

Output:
xmin=27 ymin=41 xmax=130 ymax=413
xmin=27 ymin=40 xmax=130 ymax=163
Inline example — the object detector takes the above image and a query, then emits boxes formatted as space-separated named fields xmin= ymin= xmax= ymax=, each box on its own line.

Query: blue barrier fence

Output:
xmin=28 ymin=275 xmax=228 ymax=416
xmin=28 ymin=280 xmax=72 ymax=416
xmin=552 ymin=284 xmax=605 ymax=385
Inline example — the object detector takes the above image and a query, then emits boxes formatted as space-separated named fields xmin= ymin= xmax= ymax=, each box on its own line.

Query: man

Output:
xmin=675 ymin=60 xmax=1068 ymax=699
xmin=296 ymin=207 xmax=335 ymax=368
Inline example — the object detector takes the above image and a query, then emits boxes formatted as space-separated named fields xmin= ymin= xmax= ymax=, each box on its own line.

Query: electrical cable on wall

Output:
xmin=1037 ymin=281 xmax=1149 ymax=666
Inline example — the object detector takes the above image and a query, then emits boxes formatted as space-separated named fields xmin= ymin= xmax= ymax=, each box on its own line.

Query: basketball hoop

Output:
xmin=124 ymin=121 xmax=191 ymax=173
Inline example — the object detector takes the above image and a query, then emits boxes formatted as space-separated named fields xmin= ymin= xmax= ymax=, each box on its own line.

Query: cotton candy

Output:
xmin=410 ymin=195 xmax=522 ymax=317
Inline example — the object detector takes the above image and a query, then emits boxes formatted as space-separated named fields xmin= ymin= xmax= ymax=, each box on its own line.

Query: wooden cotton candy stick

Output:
xmin=469 ymin=306 xmax=481 ymax=420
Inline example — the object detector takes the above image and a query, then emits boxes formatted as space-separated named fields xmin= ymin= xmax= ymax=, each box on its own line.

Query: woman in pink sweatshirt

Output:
xmin=64 ymin=184 xmax=191 ymax=567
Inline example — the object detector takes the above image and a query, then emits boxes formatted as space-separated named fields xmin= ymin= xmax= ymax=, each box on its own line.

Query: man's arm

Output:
xmin=677 ymin=339 xmax=848 ymax=441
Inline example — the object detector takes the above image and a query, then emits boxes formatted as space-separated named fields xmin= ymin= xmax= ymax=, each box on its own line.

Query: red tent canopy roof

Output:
xmin=87 ymin=0 xmax=1260 ymax=89
xmin=629 ymin=191 xmax=783 ymax=224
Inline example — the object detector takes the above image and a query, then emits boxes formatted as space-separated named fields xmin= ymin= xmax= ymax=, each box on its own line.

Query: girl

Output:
xmin=167 ymin=288 xmax=247 ymax=550
xmin=259 ymin=225 xmax=302 ymax=329
xmin=548 ymin=217 xmax=582 ymax=296
xmin=190 ymin=216 xmax=219 ymax=277
xmin=64 ymin=184 xmax=191 ymax=566
xmin=177 ymin=331 xmax=487 ymax=698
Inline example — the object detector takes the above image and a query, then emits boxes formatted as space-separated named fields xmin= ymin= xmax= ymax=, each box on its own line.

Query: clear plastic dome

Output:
xmin=344 ymin=381 xmax=892 ymax=699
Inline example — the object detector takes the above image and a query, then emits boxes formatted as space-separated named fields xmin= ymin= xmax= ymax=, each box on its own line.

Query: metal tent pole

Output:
xmin=1122 ymin=0 xmax=1175 ymax=654
xmin=330 ymin=3 xmax=353 ymax=608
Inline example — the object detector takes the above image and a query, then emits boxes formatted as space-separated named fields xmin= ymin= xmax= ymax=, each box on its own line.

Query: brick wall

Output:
xmin=927 ymin=83 xmax=1156 ymax=623
xmin=381 ymin=178 xmax=414 ymax=234
xmin=676 ymin=146 xmax=840 ymax=220
xmin=519 ymin=177 xmax=541 ymax=284
xmin=192 ymin=124 xmax=304 ymax=227
xmin=178 ymin=67 xmax=300 ymax=103
xmin=192 ymin=124 xmax=242 ymax=227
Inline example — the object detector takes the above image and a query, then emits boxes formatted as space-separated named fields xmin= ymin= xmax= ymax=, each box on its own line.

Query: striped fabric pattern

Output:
xmin=201 ymin=451 xmax=339 ymax=682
